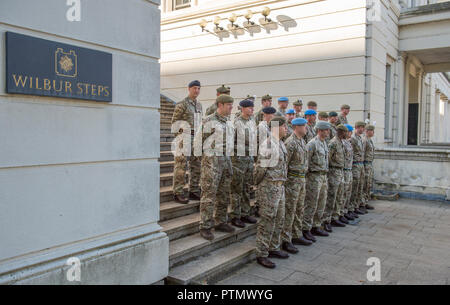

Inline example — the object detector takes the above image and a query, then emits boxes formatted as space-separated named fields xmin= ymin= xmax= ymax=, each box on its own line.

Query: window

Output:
xmin=174 ymin=0 xmax=191 ymax=10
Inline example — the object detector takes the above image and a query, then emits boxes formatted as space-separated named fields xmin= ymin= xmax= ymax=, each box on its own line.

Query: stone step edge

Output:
xmin=166 ymin=236 xmax=256 ymax=285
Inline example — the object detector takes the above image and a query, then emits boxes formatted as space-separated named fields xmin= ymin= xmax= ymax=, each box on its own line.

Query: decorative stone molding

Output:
xmin=375 ymin=147 xmax=450 ymax=162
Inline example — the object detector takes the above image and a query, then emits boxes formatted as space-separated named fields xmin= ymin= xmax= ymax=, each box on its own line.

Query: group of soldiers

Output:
xmin=171 ymin=80 xmax=376 ymax=269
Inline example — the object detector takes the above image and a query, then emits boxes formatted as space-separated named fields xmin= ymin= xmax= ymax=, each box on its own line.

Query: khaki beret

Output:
xmin=355 ymin=121 xmax=366 ymax=127
xmin=341 ymin=104 xmax=351 ymax=109
xmin=293 ymin=99 xmax=303 ymax=106
xmin=216 ymin=85 xmax=230 ymax=94
xmin=270 ymin=116 xmax=287 ymax=127
xmin=336 ymin=124 xmax=348 ymax=132
xmin=366 ymin=125 xmax=375 ymax=131
xmin=262 ymin=94 xmax=272 ymax=101
xmin=307 ymin=101 xmax=317 ymax=107
xmin=318 ymin=111 xmax=329 ymax=118
xmin=216 ymin=94 xmax=234 ymax=104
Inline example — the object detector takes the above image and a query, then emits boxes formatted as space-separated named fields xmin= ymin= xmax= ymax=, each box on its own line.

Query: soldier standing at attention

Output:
xmin=255 ymin=94 xmax=273 ymax=125
xmin=328 ymin=111 xmax=339 ymax=140
xmin=337 ymin=104 xmax=350 ymax=125
xmin=304 ymin=109 xmax=317 ymax=143
xmin=362 ymin=125 xmax=376 ymax=210
xmin=323 ymin=124 xmax=348 ymax=233
xmin=342 ymin=124 xmax=358 ymax=220
xmin=275 ymin=97 xmax=289 ymax=117
xmin=199 ymin=95 xmax=235 ymax=241
xmin=230 ymin=99 xmax=258 ymax=228
xmin=172 ymin=80 xmax=203 ymax=204
xmin=306 ymin=101 xmax=318 ymax=112
xmin=254 ymin=116 xmax=289 ymax=269
xmin=302 ymin=121 xmax=331 ymax=241
xmin=281 ymin=118 xmax=312 ymax=255
xmin=350 ymin=121 xmax=367 ymax=215
xmin=293 ymin=99 xmax=304 ymax=118
xmin=284 ymin=109 xmax=296 ymax=140
xmin=205 ymin=85 xmax=231 ymax=116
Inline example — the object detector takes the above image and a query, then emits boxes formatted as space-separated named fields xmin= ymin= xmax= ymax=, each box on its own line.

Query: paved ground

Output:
xmin=217 ymin=199 xmax=450 ymax=285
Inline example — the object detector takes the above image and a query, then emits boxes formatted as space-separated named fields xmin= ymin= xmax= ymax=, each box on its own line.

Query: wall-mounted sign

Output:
xmin=6 ymin=32 xmax=112 ymax=102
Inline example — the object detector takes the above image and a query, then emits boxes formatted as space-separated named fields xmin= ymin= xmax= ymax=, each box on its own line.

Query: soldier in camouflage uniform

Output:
xmin=362 ymin=125 xmax=375 ymax=210
xmin=341 ymin=124 xmax=358 ymax=220
xmin=350 ymin=121 xmax=367 ymax=215
xmin=302 ymin=121 xmax=331 ymax=242
xmin=323 ymin=124 xmax=348 ymax=232
xmin=172 ymin=80 xmax=203 ymax=204
xmin=328 ymin=111 xmax=338 ymax=142
xmin=284 ymin=109 xmax=295 ymax=140
xmin=205 ymin=85 xmax=230 ymax=116
xmin=254 ymin=116 xmax=289 ymax=269
xmin=281 ymin=118 xmax=313 ymax=254
xmin=337 ymin=104 xmax=350 ymax=125
xmin=275 ymin=97 xmax=289 ymax=117
xmin=293 ymin=99 xmax=303 ymax=118
xmin=255 ymin=94 xmax=273 ymax=125
xmin=199 ymin=95 xmax=235 ymax=241
xmin=230 ymin=99 xmax=258 ymax=228
xmin=304 ymin=109 xmax=317 ymax=143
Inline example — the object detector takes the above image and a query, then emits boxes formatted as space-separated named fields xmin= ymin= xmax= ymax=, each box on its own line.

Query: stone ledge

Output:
xmin=375 ymin=147 xmax=450 ymax=162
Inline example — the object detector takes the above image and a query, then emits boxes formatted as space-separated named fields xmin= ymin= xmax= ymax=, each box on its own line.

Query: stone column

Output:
xmin=0 ymin=0 xmax=168 ymax=284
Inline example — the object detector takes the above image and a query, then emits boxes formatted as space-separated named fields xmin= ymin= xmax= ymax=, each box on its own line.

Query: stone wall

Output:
xmin=374 ymin=147 xmax=450 ymax=201
xmin=0 ymin=0 xmax=168 ymax=284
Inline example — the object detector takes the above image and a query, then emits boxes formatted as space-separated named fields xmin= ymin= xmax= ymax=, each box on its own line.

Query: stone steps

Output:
xmin=160 ymin=161 xmax=174 ymax=174
xmin=161 ymin=133 xmax=175 ymax=142
xmin=160 ymin=200 xmax=200 ymax=222
xmin=166 ymin=236 xmax=256 ymax=285
xmin=160 ymin=211 xmax=200 ymax=241
xmin=160 ymin=142 xmax=172 ymax=152
xmin=159 ymin=151 xmax=174 ymax=162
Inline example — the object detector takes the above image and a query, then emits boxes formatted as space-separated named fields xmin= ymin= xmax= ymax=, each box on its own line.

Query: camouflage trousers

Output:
xmin=230 ymin=156 xmax=254 ymax=219
xmin=199 ymin=156 xmax=231 ymax=230
xmin=173 ymin=138 xmax=201 ymax=195
xmin=256 ymin=179 xmax=285 ymax=258
xmin=303 ymin=172 xmax=328 ymax=231
xmin=363 ymin=162 xmax=374 ymax=205
xmin=281 ymin=175 xmax=306 ymax=243
xmin=350 ymin=164 xmax=365 ymax=209
xmin=324 ymin=168 xmax=344 ymax=223
xmin=342 ymin=170 xmax=353 ymax=213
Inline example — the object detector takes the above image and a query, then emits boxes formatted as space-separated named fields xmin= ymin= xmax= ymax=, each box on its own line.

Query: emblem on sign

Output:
xmin=55 ymin=48 xmax=77 ymax=77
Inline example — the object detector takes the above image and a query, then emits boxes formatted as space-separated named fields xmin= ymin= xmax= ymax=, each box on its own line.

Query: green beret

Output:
xmin=262 ymin=94 xmax=272 ymax=101
xmin=216 ymin=85 xmax=230 ymax=94
xmin=329 ymin=111 xmax=338 ymax=117
xmin=318 ymin=111 xmax=328 ymax=118
xmin=216 ymin=94 xmax=234 ymax=104
xmin=293 ymin=99 xmax=303 ymax=106
xmin=307 ymin=101 xmax=317 ymax=107
xmin=270 ymin=116 xmax=287 ymax=128
xmin=315 ymin=121 xmax=331 ymax=130
xmin=341 ymin=104 xmax=350 ymax=109
xmin=366 ymin=125 xmax=375 ymax=131
xmin=355 ymin=121 xmax=366 ymax=127
xmin=336 ymin=124 xmax=348 ymax=132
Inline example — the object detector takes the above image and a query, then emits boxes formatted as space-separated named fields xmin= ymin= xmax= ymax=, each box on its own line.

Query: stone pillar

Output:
xmin=0 ymin=0 xmax=168 ymax=284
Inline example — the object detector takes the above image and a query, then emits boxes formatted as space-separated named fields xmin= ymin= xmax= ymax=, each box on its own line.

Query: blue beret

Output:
xmin=188 ymin=80 xmax=201 ymax=88
xmin=344 ymin=124 xmax=354 ymax=132
xmin=278 ymin=97 xmax=289 ymax=102
xmin=286 ymin=109 xmax=295 ymax=114
xmin=262 ymin=106 xmax=276 ymax=114
xmin=239 ymin=99 xmax=254 ymax=108
xmin=305 ymin=109 xmax=317 ymax=116
xmin=292 ymin=118 xmax=307 ymax=126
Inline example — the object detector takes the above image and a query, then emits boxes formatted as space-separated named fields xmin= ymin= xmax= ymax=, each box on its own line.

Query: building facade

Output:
xmin=161 ymin=0 xmax=450 ymax=201
xmin=0 ymin=0 xmax=167 ymax=284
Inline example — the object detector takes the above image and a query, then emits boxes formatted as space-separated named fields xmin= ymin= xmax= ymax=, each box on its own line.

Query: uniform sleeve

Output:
xmin=306 ymin=142 xmax=315 ymax=167
xmin=171 ymin=101 xmax=186 ymax=124
xmin=285 ymin=141 xmax=295 ymax=166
